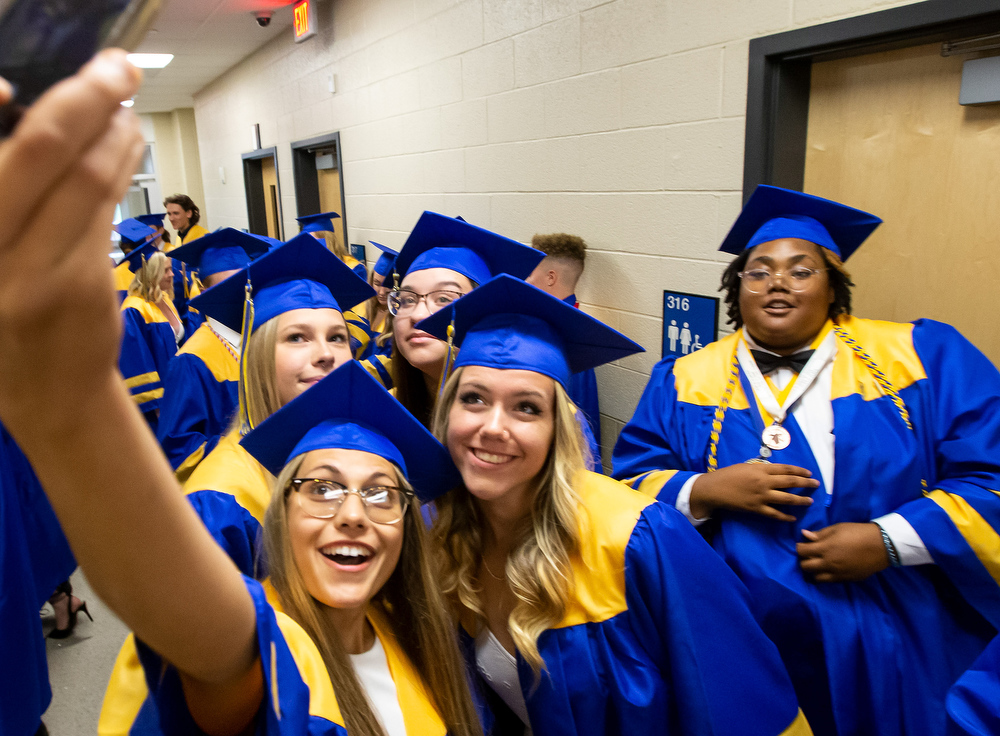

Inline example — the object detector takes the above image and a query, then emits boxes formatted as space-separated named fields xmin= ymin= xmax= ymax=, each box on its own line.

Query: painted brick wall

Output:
xmin=192 ymin=0 xmax=920 ymax=465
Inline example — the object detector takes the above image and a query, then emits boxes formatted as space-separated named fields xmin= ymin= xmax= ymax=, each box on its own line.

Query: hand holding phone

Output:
xmin=0 ymin=0 xmax=160 ymax=136
xmin=0 ymin=48 xmax=144 ymax=424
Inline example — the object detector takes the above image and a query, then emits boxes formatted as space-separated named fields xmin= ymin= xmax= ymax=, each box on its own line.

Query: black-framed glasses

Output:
xmin=287 ymin=479 xmax=411 ymax=524
xmin=387 ymin=288 xmax=465 ymax=317
xmin=738 ymin=267 xmax=827 ymax=294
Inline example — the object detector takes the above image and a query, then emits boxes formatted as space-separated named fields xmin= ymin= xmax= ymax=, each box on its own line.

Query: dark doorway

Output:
xmin=242 ymin=147 xmax=283 ymax=239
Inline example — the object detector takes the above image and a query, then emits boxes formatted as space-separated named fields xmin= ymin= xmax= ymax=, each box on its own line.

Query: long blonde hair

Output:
xmin=315 ymin=230 xmax=349 ymax=261
xmin=127 ymin=251 xmax=169 ymax=302
xmin=430 ymin=367 xmax=586 ymax=674
xmin=264 ymin=457 xmax=482 ymax=736
xmin=228 ymin=316 xmax=281 ymax=433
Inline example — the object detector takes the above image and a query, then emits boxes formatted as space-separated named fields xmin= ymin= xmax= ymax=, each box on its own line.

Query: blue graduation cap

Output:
xmin=418 ymin=274 xmax=643 ymax=389
xmin=115 ymin=218 xmax=158 ymax=248
xmin=117 ymin=240 xmax=160 ymax=273
xmin=249 ymin=232 xmax=284 ymax=251
xmin=189 ymin=232 xmax=375 ymax=335
xmin=296 ymin=211 xmax=341 ymax=234
xmin=369 ymin=241 xmax=399 ymax=278
xmin=719 ymin=185 xmax=882 ymax=261
xmin=392 ymin=212 xmax=544 ymax=287
xmin=135 ymin=213 xmax=166 ymax=229
xmin=240 ymin=361 xmax=459 ymax=502
xmin=168 ymin=228 xmax=271 ymax=278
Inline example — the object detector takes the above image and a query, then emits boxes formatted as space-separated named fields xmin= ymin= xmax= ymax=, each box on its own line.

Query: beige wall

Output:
xmin=146 ymin=108 xmax=207 ymax=240
xmin=191 ymin=0 xmax=921 ymax=464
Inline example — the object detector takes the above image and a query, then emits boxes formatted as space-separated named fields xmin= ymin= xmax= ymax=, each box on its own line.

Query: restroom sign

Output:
xmin=662 ymin=290 xmax=718 ymax=359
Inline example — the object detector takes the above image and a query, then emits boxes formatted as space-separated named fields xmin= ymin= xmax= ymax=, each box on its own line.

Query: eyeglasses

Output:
xmin=387 ymin=288 xmax=465 ymax=317
xmin=738 ymin=267 xmax=827 ymax=294
xmin=287 ymin=479 xmax=411 ymax=524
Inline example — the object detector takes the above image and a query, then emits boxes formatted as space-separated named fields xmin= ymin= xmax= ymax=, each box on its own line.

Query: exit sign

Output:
xmin=293 ymin=0 xmax=316 ymax=43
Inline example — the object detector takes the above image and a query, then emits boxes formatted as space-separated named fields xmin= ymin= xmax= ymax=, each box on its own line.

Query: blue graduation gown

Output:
xmin=612 ymin=316 xmax=1000 ymax=736
xmin=155 ymin=323 xmax=239 ymax=482
xmin=132 ymin=577 xmax=447 ymax=736
xmin=463 ymin=470 xmax=809 ymax=736
xmin=562 ymin=295 xmax=602 ymax=464
xmin=343 ymin=307 xmax=375 ymax=359
xmin=115 ymin=261 xmax=134 ymax=304
xmin=100 ymin=432 xmax=274 ymax=734
xmin=356 ymin=311 xmax=393 ymax=363
xmin=119 ymin=296 xmax=180 ymax=428
xmin=0 ymin=423 xmax=76 ymax=736
xmin=947 ymin=633 xmax=1000 ymax=735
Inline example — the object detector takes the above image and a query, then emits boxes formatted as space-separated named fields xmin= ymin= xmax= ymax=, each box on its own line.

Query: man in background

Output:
xmin=163 ymin=194 xmax=207 ymax=331
xmin=164 ymin=194 xmax=208 ymax=248
xmin=527 ymin=233 xmax=603 ymax=466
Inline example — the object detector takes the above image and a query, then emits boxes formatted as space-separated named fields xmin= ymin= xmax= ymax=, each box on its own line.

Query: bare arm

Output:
xmin=0 ymin=52 xmax=260 ymax=732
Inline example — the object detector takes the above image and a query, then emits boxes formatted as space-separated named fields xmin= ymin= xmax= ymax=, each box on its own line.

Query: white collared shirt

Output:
xmin=675 ymin=328 xmax=932 ymax=565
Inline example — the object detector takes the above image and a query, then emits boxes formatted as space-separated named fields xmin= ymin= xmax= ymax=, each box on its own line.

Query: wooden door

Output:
xmin=261 ymin=156 xmax=280 ymax=239
xmin=804 ymin=42 xmax=1000 ymax=364
xmin=317 ymin=166 xmax=346 ymax=254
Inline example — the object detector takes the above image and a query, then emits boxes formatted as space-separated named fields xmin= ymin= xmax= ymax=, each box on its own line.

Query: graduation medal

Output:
xmin=762 ymin=423 xmax=791 ymax=450
xmin=735 ymin=332 xmax=837 ymax=463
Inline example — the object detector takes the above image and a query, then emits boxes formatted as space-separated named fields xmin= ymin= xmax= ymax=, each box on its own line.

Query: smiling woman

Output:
xmin=613 ymin=185 xmax=1000 ymax=736
xmin=99 ymin=233 xmax=376 ymax=734
xmin=420 ymin=275 xmax=810 ymax=736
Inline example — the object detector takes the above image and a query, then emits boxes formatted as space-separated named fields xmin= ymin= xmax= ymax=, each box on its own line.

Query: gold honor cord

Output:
xmin=238 ymin=279 xmax=255 ymax=436
xmin=708 ymin=321 xmax=926 ymax=492
xmin=707 ymin=349 xmax=740 ymax=472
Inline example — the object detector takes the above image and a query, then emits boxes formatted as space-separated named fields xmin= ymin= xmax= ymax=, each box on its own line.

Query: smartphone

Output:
xmin=0 ymin=0 xmax=162 ymax=136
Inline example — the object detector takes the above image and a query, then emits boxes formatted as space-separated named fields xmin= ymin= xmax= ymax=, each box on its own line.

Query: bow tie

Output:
xmin=750 ymin=349 xmax=815 ymax=375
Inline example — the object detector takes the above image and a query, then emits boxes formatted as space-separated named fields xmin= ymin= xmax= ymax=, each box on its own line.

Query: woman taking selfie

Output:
xmin=0 ymin=55 xmax=481 ymax=735
xmin=99 ymin=233 xmax=374 ymax=733
xmin=419 ymin=275 xmax=810 ymax=736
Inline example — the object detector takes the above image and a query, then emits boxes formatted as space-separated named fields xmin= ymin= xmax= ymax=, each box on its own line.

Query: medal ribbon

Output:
xmin=736 ymin=329 xmax=837 ymax=432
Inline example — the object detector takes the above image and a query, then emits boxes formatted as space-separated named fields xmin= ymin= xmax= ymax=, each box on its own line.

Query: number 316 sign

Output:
xmin=662 ymin=290 xmax=719 ymax=359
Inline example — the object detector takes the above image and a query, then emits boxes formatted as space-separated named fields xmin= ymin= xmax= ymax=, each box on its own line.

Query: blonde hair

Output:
xmin=264 ymin=457 xmax=481 ymax=736
xmin=127 ymin=251 xmax=169 ymax=302
xmin=430 ymin=367 xmax=586 ymax=675
xmin=365 ymin=269 xmax=394 ymax=350
xmin=228 ymin=316 xmax=281 ymax=433
xmin=315 ymin=230 xmax=349 ymax=261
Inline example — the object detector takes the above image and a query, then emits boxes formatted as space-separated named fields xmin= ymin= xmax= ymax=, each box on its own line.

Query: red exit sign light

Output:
xmin=293 ymin=0 xmax=316 ymax=43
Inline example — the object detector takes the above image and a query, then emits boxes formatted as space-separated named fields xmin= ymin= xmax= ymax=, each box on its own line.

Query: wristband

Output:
xmin=877 ymin=524 xmax=902 ymax=568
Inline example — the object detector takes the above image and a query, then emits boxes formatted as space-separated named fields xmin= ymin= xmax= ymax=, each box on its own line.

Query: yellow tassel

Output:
xmin=437 ymin=321 xmax=457 ymax=397
xmin=238 ymin=279 xmax=255 ymax=435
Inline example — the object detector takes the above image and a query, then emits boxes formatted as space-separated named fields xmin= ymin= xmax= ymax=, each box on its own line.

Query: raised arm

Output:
xmin=0 ymin=52 xmax=261 ymax=733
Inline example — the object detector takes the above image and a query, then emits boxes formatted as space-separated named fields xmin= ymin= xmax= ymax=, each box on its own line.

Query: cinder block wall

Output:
xmin=192 ymin=0 xmax=919 ymax=465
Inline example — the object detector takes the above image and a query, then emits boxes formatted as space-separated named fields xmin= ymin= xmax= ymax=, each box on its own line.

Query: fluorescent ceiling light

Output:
xmin=127 ymin=53 xmax=174 ymax=69
xmin=120 ymin=98 xmax=135 ymax=108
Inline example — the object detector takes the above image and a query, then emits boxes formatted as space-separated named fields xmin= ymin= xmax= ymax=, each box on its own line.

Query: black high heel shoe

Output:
xmin=47 ymin=591 xmax=93 ymax=639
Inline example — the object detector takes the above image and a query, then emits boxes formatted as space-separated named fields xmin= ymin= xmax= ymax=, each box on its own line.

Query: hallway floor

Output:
xmin=42 ymin=570 xmax=130 ymax=735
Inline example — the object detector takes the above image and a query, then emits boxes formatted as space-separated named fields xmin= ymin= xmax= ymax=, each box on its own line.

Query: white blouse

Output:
xmin=475 ymin=627 xmax=532 ymax=734
xmin=350 ymin=635 xmax=407 ymax=736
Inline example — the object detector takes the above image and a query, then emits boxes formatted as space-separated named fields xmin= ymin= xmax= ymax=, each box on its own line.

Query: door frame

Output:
xmin=241 ymin=146 xmax=284 ymax=239
xmin=744 ymin=0 xmax=1000 ymax=200
xmin=290 ymin=131 xmax=348 ymax=239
